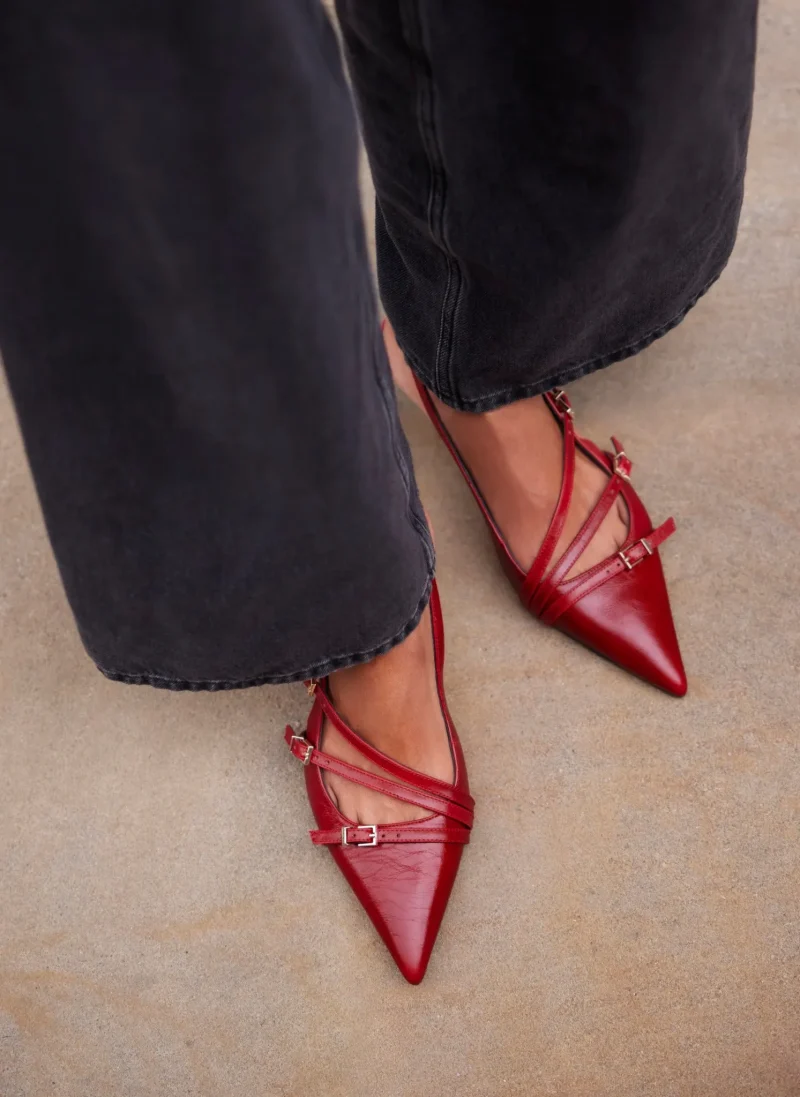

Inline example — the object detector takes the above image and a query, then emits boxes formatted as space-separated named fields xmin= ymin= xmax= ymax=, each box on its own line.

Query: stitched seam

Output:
xmin=397 ymin=264 xmax=727 ymax=412
xmin=399 ymin=0 xmax=462 ymax=400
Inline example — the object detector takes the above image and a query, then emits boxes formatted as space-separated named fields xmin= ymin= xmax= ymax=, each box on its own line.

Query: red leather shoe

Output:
xmin=284 ymin=581 xmax=474 ymax=984
xmin=415 ymin=381 xmax=687 ymax=696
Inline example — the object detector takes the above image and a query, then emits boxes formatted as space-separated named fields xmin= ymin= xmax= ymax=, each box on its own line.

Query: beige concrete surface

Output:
xmin=2 ymin=5 xmax=799 ymax=1096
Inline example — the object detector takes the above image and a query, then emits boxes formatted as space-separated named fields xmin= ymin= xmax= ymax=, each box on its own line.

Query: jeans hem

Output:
xmin=401 ymin=265 xmax=725 ymax=413
xmin=95 ymin=566 xmax=435 ymax=692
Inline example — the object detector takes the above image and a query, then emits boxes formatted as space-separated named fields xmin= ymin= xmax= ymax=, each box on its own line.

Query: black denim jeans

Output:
xmin=0 ymin=0 xmax=756 ymax=689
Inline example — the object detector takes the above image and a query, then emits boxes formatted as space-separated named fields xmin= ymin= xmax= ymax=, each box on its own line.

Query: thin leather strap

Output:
xmin=310 ymin=687 xmax=473 ymax=812
xmin=538 ymin=517 xmax=677 ymax=626
xmin=520 ymin=408 xmax=577 ymax=605
xmin=284 ymin=727 xmax=475 ymax=827
xmin=310 ymin=824 xmax=471 ymax=846
xmin=528 ymin=449 xmax=630 ymax=617
xmin=413 ymin=377 xmax=514 ymax=558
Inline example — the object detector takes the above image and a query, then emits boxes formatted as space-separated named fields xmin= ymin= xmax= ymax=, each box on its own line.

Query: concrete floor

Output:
xmin=2 ymin=5 xmax=799 ymax=1096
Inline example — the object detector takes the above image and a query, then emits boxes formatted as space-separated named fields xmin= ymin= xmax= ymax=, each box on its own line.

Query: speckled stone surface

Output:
xmin=1 ymin=4 xmax=798 ymax=1095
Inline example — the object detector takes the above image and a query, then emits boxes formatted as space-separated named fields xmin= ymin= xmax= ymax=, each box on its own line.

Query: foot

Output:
xmin=383 ymin=320 xmax=627 ymax=578
xmin=321 ymin=604 xmax=454 ymax=826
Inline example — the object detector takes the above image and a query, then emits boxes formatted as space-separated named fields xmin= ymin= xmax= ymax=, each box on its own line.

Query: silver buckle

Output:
xmin=551 ymin=389 xmax=574 ymax=417
xmin=613 ymin=449 xmax=631 ymax=482
xmin=618 ymin=538 xmax=653 ymax=570
xmin=290 ymin=733 xmax=313 ymax=765
xmin=341 ymin=825 xmax=379 ymax=847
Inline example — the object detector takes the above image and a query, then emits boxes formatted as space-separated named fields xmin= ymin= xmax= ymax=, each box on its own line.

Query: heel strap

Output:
xmin=284 ymin=726 xmax=475 ymax=828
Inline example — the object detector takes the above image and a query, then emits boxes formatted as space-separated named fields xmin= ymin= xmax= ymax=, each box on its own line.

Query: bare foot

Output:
xmin=321 ymin=604 xmax=454 ymax=826
xmin=383 ymin=320 xmax=627 ymax=578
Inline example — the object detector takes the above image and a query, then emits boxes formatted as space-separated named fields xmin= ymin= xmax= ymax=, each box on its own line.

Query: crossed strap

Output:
xmin=285 ymin=685 xmax=474 ymax=848
xmin=519 ymin=389 xmax=676 ymax=626
xmin=414 ymin=379 xmax=675 ymax=629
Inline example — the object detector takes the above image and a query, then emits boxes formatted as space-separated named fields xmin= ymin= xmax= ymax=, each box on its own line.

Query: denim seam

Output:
xmin=399 ymin=0 xmax=462 ymax=402
xmin=400 ymin=264 xmax=726 ymax=413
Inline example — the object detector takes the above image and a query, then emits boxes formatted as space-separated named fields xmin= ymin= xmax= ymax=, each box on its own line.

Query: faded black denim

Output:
xmin=0 ymin=1 xmax=756 ymax=689
xmin=337 ymin=0 xmax=758 ymax=411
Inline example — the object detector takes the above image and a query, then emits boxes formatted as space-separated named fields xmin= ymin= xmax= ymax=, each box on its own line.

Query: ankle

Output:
xmin=431 ymin=391 xmax=565 ymax=505
xmin=325 ymin=606 xmax=452 ymax=782
xmin=329 ymin=622 xmax=432 ymax=723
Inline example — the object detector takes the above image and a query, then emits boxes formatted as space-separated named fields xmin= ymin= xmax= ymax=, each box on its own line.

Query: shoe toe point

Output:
xmin=662 ymin=666 xmax=688 ymax=697
xmin=395 ymin=954 xmax=430 ymax=985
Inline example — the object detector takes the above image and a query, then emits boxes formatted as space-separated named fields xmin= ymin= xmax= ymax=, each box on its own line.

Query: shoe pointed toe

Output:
xmin=416 ymin=382 xmax=687 ymax=693
xmin=557 ymin=550 xmax=687 ymax=696
xmin=288 ymin=580 xmax=473 ymax=982
xmin=332 ymin=837 xmax=464 ymax=984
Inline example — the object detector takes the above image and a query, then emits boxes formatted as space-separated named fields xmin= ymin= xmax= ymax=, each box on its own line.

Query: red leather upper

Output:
xmin=286 ymin=580 xmax=473 ymax=983
xmin=415 ymin=380 xmax=687 ymax=696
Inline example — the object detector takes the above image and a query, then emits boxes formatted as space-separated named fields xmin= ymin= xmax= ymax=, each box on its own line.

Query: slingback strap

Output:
xmin=538 ymin=517 xmax=677 ymax=626
xmin=310 ymin=824 xmax=471 ymax=847
xmin=306 ymin=682 xmax=474 ymax=812
xmin=412 ymin=376 xmax=512 ymax=554
xmin=284 ymin=726 xmax=475 ymax=828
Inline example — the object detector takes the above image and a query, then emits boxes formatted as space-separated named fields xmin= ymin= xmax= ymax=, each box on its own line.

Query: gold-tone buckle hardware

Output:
xmin=341 ymin=825 xmax=379 ymax=848
xmin=613 ymin=450 xmax=631 ymax=482
xmin=618 ymin=538 xmax=653 ymax=571
xmin=306 ymin=679 xmax=318 ymax=696
xmin=290 ymin=733 xmax=313 ymax=765
xmin=551 ymin=389 xmax=574 ymax=417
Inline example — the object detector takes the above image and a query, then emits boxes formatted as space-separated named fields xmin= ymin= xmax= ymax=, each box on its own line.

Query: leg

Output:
xmin=0 ymin=0 xmax=470 ymax=983
xmin=337 ymin=0 xmax=757 ymax=406
xmin=336 ymin=1 xmax=755 ymax=690
xmin=337 ymin=0 xmax=756 ymax=572
xmin=0 ymin=0 xmax=434 ymax=687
